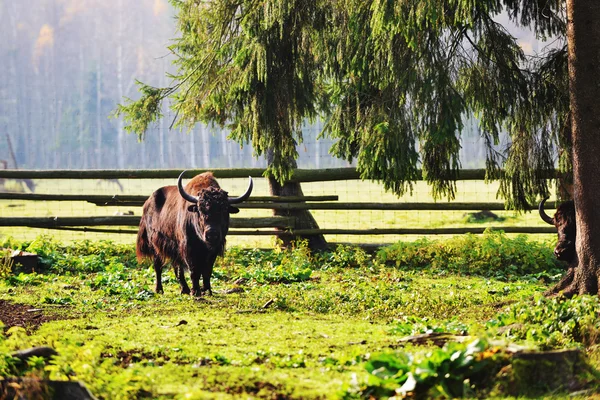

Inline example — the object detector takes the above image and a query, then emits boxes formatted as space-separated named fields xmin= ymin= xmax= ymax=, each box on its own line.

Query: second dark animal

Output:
xmin=136 ymin=171 xmax=253 ymax=296
xmin=539 ymin=197 xmax=576 ymax=263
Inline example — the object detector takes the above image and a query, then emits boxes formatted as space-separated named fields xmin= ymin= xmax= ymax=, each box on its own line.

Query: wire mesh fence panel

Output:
xmin=0 ymin=1 xmax=556 ymax=247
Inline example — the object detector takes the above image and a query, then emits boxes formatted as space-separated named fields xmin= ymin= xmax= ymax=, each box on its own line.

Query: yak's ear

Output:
xmin=188 ymin=205 xmax=198 ymax=212
xmin=229 ymin=206 xmax=240 ymax=214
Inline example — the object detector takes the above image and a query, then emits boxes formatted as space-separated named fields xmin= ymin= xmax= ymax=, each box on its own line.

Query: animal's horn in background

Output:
xmin=538 ymin=197 xmax=555 ymax=225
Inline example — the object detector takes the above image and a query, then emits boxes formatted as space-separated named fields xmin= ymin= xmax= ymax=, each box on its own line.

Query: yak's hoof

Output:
xmin=191 ymin=288 xmax=212 ymax=297
xmin=180 ymin=288 xmax=191 ymax=295
xmin=155 ymin=287 xmax=164 ymax=294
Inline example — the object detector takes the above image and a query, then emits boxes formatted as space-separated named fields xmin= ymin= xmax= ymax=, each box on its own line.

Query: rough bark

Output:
xmin=266 ymin=152 xmax=327 ymax=251
xmin=550 ymin=0 xmax=600 ymax=296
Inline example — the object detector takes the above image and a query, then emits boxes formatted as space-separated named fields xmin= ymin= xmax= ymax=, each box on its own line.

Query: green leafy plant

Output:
xmin=487 ymin=294 xmax=600 ymax=349
xmin=377 ymin=230 xmax=563 ymax=279
xmin=318 ymin=245 xmax=376 ymax=270
xmin=24 ymin=236 xmax=140 ymax=274
xmin=391 ymin=316 xmax=469 ymax=337
xmin=0 ymin=249 xmax=13 ymax=278
xmin=342 ymin=339 xmax=507 ymax=399
xmin=222 ymin=240 xmax=313 ymax=284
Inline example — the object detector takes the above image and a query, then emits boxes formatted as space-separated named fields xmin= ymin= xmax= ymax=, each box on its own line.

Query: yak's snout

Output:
xmin=554 ymin=240 xmax=575 ymax=262
xmin=205 ymin=229 xmax=220 ymax=242
xmin=203 ymin=227 xmax=223 ymax=248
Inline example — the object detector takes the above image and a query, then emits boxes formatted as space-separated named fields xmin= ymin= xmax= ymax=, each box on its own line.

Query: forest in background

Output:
xmin=0 ymin=0 xmax=526 ymax=171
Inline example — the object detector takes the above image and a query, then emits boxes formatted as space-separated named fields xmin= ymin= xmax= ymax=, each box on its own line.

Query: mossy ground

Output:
xmin=0 ymin=234 xmax=598 ymax=399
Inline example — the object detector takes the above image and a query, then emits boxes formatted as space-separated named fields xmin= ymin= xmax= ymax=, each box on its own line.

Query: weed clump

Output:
xmin=487 ymin=294 xmax=600 ymax=349
xmin=377 ymin=230 xmax=563 ymax=279
xmin=0 ymin=250 xmax=13 ymax=278
xmin=341 ymin=338 xmax=508 ymax=399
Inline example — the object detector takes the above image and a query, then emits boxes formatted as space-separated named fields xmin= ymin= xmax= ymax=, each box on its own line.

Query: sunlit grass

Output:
xmin=1 ymin=236 xmax=595 ymax=399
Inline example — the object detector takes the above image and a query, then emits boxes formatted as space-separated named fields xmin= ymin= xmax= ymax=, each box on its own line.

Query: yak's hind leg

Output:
xmin=173 ymin=264 xmax=191 ymax=295
xmin=153 ymin=257 xmax=164 ymax=294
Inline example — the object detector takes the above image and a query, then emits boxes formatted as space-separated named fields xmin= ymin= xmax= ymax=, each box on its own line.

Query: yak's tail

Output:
xmin=136 ymin=218 xmax=152 ymax=262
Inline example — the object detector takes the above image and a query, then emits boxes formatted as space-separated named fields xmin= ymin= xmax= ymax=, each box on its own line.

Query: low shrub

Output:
xmin=487 ymin=294 xmax=600 ymax=349
xmin=376 ymin=230 xmax=563 ymax=279
xmin=341 ymin=338 xmax=507 ymax=399
xmin=220 ymin=240 xmax=313 ymax=284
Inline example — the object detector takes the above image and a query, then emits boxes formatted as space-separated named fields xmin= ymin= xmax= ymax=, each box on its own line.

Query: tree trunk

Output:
xmin=549 ymin=0 xmax=600 ymax=296
xmin=266 ymin=151 xmax=327 ymax=251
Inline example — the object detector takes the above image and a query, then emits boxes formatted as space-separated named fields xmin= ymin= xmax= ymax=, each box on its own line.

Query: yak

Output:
xmin=136 ymin=171 xmax=253 ymax=296
xmin=539 ymin=197 xmax=576 ymax=263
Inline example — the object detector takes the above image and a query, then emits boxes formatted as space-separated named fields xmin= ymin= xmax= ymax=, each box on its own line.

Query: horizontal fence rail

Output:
xmin=289 ymin=227 xmax=557 ymax=235
xmin=0 ymin=168 xmax=561 ymax=238
xmin=0 ymin=216 xmax=295 ymax=230
xmin=0 ymin=168 xmax=561 ymax=182
xmin=0 ymin=216 xmax=557 ymax=236
xmin=0 ymin=193 xmax=339 ymax=206
xmin=0 ymin=193 xmax=560 ymax=211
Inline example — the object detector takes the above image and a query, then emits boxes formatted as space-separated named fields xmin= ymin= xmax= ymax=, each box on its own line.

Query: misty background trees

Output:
xmin=0 ymin=0 xmax=503 ymax=171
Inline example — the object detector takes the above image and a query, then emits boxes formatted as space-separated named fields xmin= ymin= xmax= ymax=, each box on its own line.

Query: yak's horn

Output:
xmin=177 ymin=170 xmax=199 ymax=204
xmin=228 ymin=176 xmax=253 ymax=204
xmin=538 ymin=197 xmax=555 ymax=225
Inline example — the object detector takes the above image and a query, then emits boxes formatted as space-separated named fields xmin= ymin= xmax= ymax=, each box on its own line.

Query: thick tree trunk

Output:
xmin=549 ymin=0 xmax=600 ymax=296
xmin=266 ymin=151 xmax=327 ymax=251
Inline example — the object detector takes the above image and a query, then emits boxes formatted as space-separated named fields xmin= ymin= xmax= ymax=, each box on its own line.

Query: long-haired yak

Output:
xmin=137 ymin=171 xmax=253 ymax=296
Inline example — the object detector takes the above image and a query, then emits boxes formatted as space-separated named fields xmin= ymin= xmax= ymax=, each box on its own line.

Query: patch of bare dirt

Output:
xmin=101 ymin=349 xmax=172 ymax=367
xmin=0 ymin=300 xmax=64 ymax=332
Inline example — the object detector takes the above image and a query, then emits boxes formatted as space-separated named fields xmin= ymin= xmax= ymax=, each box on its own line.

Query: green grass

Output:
xmin=1 ymin=235 xmax=598 ymax=399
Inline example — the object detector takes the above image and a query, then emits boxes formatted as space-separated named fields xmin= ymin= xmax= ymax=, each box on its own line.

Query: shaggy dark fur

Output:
xmin=540 ymin=199 xmax=576 ymax=263
xmin=136 ymin=172 xmax=239 ymax=296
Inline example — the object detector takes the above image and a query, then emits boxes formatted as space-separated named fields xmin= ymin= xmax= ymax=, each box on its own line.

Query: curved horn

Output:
xmin=538 ymin=197 xmax=555 ymax=225
xmin=228 ymin=176 xmax=253 ymax=204
xmin=177 ymin=170 xmax=198 ymax=204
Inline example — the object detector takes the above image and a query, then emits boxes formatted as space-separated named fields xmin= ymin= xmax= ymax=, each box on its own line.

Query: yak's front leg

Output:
xmin=173 ymin=264 xmax=190 ymax=295
xmin=189 ymin=265 xmax=203 ymax=297
xmin=185 ymin=252 xmax=204 ymax=296
xmin=182 ymin=243 xmax=203 ymax=297
xmin=202 ymin=253 xmax=218 ymax=295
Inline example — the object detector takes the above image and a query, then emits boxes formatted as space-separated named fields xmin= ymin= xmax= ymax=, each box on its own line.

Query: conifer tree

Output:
xmin=118 ymin=0 xmax=600 ymax=294
xmin=117 ymin=0 xmax=331 ymax=249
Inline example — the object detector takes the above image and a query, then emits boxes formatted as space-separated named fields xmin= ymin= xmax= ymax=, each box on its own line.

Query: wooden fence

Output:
xmin=0 ymin=168 xmax=558 ymax=237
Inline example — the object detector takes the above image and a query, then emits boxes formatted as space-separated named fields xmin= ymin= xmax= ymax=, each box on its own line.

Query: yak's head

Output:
xmin=178 ymin=171 xmax=253 ymax=249
xmin=539 ymin=198 xmax=576 ymax=262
